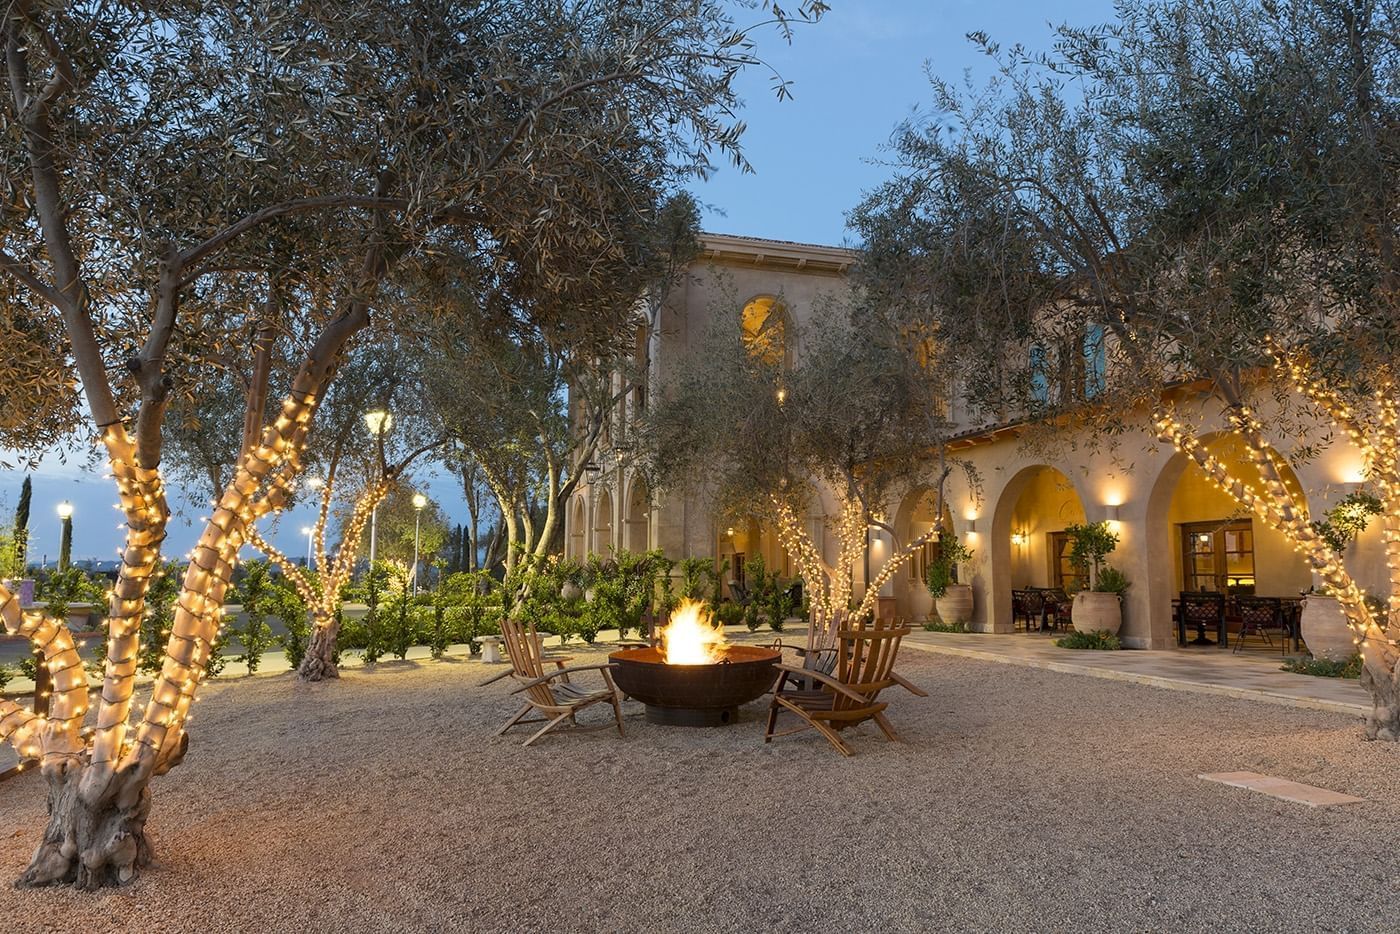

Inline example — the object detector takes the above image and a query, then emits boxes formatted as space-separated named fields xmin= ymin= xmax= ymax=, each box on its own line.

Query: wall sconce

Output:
xmin=1105 ymin=503 xmax=1120 ymax=522
xmin=725 ymin=526 xmax=735 ymax=538
xmin=1011 ymin=530 xmax=1027 ymax=547
xmin=966 ymin=517 xmax=978 ymax=534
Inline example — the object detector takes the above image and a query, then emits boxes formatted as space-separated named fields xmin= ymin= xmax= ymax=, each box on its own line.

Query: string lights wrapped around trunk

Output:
xmin=1154 ymin=348 xmax=1400 ymax=740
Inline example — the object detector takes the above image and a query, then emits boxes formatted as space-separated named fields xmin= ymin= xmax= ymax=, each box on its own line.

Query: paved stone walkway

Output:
xmin=901 ymin=629 xmax=1370 ymax=715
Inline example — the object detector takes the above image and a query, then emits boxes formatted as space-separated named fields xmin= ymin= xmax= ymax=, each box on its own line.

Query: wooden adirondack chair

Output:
xmin=765 ymin=617 xmax=912 ymax=757
xmin=495 ymin=614 xmax=625 ymax=747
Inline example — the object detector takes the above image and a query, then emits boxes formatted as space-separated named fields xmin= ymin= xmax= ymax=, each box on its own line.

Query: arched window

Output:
xmin=741 ymin=296 xmax=790 ymax=368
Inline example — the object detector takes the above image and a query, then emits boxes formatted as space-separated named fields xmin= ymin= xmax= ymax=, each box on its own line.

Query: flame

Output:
xmin=659 ymin=598 xmax=728 ymax=665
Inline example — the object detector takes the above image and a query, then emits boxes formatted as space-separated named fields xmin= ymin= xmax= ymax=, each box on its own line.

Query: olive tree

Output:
xmin=0 ymin=0 xmax=827 ymax=888
xmin=638 ymin=296 xmax=956 ymax=629
xmin=855 ymin=0 xmax=1400 ymax=738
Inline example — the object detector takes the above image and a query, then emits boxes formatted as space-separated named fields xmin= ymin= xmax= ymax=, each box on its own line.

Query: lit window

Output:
xmin=741 ymin=296 xmax=789 ymax=367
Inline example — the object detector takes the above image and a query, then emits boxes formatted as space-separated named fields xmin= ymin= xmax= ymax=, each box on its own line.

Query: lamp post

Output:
xmin=301 ymin=526 xmax=315 ymax=570
xmin=363 ymin=410 xmax=394 ymax=567
xmin=55 ymin=501 xmax=73 ymax=571
xmin=411 ymin=492 xmax=427 ymax=596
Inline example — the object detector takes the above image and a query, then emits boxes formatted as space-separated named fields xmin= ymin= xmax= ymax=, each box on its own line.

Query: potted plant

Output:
xmin=1299 ymin=586 xmax=1356 ymax=663
xmin=925 ymin=536 xmax=974 ymax=627
xmin=1300 ymin=493 xmax=1379 ymax=661
xmin=1065 ymin=521 xmax=1124 ymax=635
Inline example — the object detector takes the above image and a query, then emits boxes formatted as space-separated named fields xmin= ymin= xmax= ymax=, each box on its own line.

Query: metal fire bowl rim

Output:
xmin=607 ymin=645 xmax=781 ymax=666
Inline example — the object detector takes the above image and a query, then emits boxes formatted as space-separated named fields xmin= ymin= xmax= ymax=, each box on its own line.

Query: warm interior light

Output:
xmin=1011 ymin=530 xmax=1027 ymax=546
xmin=658 ymin=599 xmax=728 ymax=665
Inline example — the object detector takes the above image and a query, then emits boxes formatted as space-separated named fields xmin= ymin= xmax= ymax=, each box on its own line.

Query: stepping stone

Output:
xmin=1198 ymin=771 xmax=1363 ymax=807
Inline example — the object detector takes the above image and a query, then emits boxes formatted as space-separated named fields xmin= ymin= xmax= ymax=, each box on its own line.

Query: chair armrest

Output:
xmin=509 ymin=663 xmax=620 ymax=694
xmin=773 ymin=664 xmax=871 ymax=705
xmin=889 ymin=670 xmax=928 ymax=697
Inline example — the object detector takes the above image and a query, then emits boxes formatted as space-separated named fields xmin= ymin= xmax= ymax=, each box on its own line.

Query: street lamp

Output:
xmin=363 ymin=410 xmax=393 ymax=566
xmin=55 ymin=501 xmax=74 ymax=571
xmin=411 ymin=492 xmax=427 ymax=596
xmin=301 ymin=525 xmax=315 ymax=570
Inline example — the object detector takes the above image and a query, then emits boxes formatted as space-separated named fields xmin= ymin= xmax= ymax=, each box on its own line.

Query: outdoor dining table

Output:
xmin=1173 ymin=595 xmax=1304 ymax=653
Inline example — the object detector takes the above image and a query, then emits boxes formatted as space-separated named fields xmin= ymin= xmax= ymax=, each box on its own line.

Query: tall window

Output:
xmin=1083 ymin=323 xmax=1106 ymax=398
xmin=1180 ymin=519 xmax=1256 ymax=594
xmin=1029 ymin=344 xmax=1050 ymax=405
xmin=741 ymin=296 xmax=789 ymax=368
xmin=1047 ymin=531 xmax=1086 ymax=592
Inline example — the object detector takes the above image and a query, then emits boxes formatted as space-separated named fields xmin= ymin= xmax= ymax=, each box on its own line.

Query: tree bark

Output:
xmin=298 ymin=609 xmax=342 ymax=681
xmin=1361 ymin=654 xmax=1399 ymax=742
xmin=18 ymin=760 xmax=154 ymax=890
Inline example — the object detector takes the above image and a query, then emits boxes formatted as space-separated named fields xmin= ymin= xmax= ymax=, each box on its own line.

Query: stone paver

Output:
xmin=901 ymin=629 xmax=1371 ymax=715
xmin=1199 ymin=771 xmax=1365 ymax=807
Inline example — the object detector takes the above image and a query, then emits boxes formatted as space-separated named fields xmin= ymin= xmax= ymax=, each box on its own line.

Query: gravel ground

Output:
xmin=0 ymin=646 xmax=1396 ymax=934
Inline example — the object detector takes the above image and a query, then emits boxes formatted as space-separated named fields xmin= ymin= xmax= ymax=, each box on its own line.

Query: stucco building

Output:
xmin=566 ymin=233 xmax=1383 ymax=649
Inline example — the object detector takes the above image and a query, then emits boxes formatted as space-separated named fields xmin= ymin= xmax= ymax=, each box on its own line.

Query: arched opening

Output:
xmin=988 ymin=465 xmax=1089 ymax=633
xmin=567 ymin=496 xmax=586 ymax=561
xmin=740 ymin=295 xmax=791 ymax=369
xmin=1146 ymin=433 xmax=1311 ymax=649
xmin=591 ymin=488 xmax=614 ymax=557
xmin=892 ymin=486 xmax=955 ymax=621
xmin=624 ymin=476 xmax=651 ymax=553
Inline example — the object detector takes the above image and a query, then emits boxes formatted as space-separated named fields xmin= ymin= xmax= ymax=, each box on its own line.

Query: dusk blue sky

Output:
xmin=8 ymin=1 xmax=1118 ymax=568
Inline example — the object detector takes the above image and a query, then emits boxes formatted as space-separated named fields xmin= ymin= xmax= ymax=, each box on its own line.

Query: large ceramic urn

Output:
xmin=1072 ymin=591 xmax=1122 ymax=635
xmin=1301 ymin=594 xmax=1355 ymax=663
xmin=934 ymin=583 xmax=974 ymax=627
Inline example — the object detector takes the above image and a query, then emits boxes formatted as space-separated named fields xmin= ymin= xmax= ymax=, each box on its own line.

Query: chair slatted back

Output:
xmin=833 ymin=617 xmax=909 ymax=713
xmin=806 ymin=605 xmax=846 ymax=655
xmin=499 ymin=614 xmax=555 ymax=708
xmin=1236 ymin=596 xmax=1280 ymax=627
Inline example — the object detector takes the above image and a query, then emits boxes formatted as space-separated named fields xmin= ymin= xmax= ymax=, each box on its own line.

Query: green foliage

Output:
xmin=1094 ymin=564 xmax=1131 ymax=595
xmin=18 ymin=656 xmax=36 ymax=682
xmin=924 ymin=536 xmax=972 ymax=599
xmin=0 ymin=663 xmax=12 ymax=691
xmin=1055 ymin=630 xmax=1122 ymax=650
xmin=715 ymin=602 xmax=744 ymax=627
xmin=745 ymin=554 xmax=794 ymax=632
xmin=269 ymin=582 xmax=309 ymax=670
xmin=1281 ymin=654 xmax=1362 ymax=679
xmin=1312 ymin=491 xmax=1382 ymax=554
xmin=37 ymin=567 xmax=108 ymax=623
xmin=678 ymin=556 xmax=727 ymax=603
xmin=138 ymin=562 xmax=184 ymax=676
xmin=923 ymin=619 xmax=967 ymax=633
xmin=1064 ymin=522 xmax=1119 ymax=591
xmin=229 ymin=561 xmax=278 ymax=674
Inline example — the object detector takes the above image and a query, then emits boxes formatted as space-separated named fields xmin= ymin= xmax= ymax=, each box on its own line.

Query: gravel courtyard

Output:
xmin=0 ymin=647 xmax=1396 ymax=933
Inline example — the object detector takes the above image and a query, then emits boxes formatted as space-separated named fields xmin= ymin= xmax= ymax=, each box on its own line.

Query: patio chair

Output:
xmin=1042 ymin=588 xmax=1073 ymax=631
xmin=494 ymin=614 xmax=625 ymax=747
xmin=764 ymin=616 xmax=913 ymax=757
xmin=1234 ymin=596 xmax=1282 ymax=654
xmin=1178 ymin=591 xmax=1226 ymax=647
xmin=1012 ymin=589 xmax=1045 ymax=632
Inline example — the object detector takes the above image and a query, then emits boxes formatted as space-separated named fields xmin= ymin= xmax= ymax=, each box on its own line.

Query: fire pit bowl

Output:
xmin=608 ymin=645 xmax=781 ymax=726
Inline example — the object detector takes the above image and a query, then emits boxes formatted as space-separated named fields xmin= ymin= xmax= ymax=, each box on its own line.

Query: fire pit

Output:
xmin=607 ymin=599 xmax=780 ymax=726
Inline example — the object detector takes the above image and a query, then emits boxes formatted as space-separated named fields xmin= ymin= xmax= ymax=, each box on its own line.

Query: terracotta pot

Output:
xmin=934 ymin=584 xmax=974 ymax=626
xmin=1072 ymin=591 xmax=1122 ymax=635
xmin=1301 ymin=594 xmax=1355 ymax=663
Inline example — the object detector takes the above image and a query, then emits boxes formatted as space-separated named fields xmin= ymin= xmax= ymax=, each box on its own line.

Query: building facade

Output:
xmin=567 ymin=233 xmax=1385 ymax=650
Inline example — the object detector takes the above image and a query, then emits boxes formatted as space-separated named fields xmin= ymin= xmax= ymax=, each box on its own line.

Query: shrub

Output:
xmin=924 ymin=536 xmax=973 ymax=599
xmin=923 ymin=619 xmax=967 ymax=633
xmin=229 ymin=561 xmax=277 ymax=674
xmin=1055 ymin=629 xmax=1122 ymax=650
xmin=715 ymin=602 xmax=743 ymax=627
xmin=1281 ymin=654 xmax=1362 ymax=679
xmin=0 ymin=663 xmax=12 ymax=691
xmin=1095 ymin=564 xmax=1130 ymax=595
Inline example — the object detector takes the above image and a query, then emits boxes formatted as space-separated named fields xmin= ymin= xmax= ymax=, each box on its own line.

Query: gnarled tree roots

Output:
xmin=298 ymin=623 xmax=341 ymax=682
xmin=1362 ymin=665 xmax=1400 ymax=742
xmin=16 ymin=761 xmax=154 ymax=890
